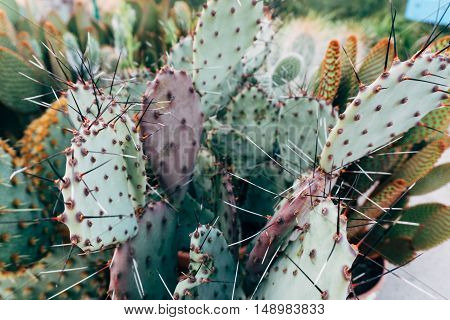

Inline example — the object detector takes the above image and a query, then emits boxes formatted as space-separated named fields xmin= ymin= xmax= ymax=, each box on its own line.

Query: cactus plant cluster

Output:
xmin=0 ymin=0 xmax=449 ymax=300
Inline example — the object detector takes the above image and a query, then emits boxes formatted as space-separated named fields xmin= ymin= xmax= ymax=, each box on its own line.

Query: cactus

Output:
xmin=277 ymin=96 xmax=336 ymax=178
xmin=227 ymin=86 xmax=277 ymax=156
xmin=192 ymin=0 xmax=263 ymax=115
xmin=58 ymin=81 xmax=149 ymax=252
xmin=0 ymin=46 xmax=48 ymax=113
xmin=177 ymin=193 xmax=215 ymax=251
xmin=320 ymin=52 xmax=448 ymax=172
xmin=173 ymin=224 xmax=237 ymax=300
xmin=254 ymin=200 xmax=357 ymax=300
xmin=247 ymin=170 xmax=330 ymax=273
xmin=366 ymin=203 xmax=450 ymax=265
xmin=19 ymin=99 xmax=71 ymax=207
xmin=409 ymin=164 xmax=450 ymax=196
xmin=0 ymin=0 xmax=449 ymax=301
xmin=109 ymin=201 xmax=177 ymax=299
xmin=168 ymin=35 xmax=193 ymax=73
xmin=140 ymin=67 xmax=203 ymax=203
xmin=0 ymin=247 xmax=110 ymax=299
xmin=0 ymin=139 xmax=57 ymax=272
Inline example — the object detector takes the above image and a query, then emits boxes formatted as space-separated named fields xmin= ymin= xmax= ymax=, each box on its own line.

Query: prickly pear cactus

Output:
xmin=0 ymin=248 xmax=110 ymax=300
xmin=58 ymin=82 xmax=148 ymax=252
xmin=109 ymin=201 xmax=177 ymax=299
xmin=0 ymin=47 xmax=47 ymax=113
xmin=228 ymin=86 xmax=277 ymax=155
xmin=0 ymin=140 xmax=55 ymax=272
xmin=247 ymin=170 xmax=329 ymax=273
xmin=140 ymin=67 xmax=203 ymax=203
xmin=168 ymin=35 xmax=193 ymax=73
xmin=320 ymin=53 xmax=449 ymax=172
xmin=254 ymin=200 xmax=357 ymax=300
xmin=277 ymin=96 xmax=336 ymax=176
xmin=192 ymin=0 xmax=263 ymax=114
xmin=174 ymin=224 xmax=237 ymax=300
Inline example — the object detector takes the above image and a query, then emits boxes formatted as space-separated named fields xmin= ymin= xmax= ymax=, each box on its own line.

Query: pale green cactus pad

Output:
xmin=278 ymin=97 xmax=336 ymax=174
xmin=174 ymin=225 xmax=237 ymax=300
xmin=228 ymin=86 xmax=277 ymax=155
xmin=59 ymin=123 xmax=139 ymax=252
xmin=0 ymin=248 xmax=110 ymax=300
xmin=193 ymin=0 xmax=263 ymax=107
xmin=242 ymin=17 xmax=275 ymax=75
xmin=320 ymin=53 xmax=449 ymax=172
xmin=272 ymin=53 xmax=303 ymax=87
xmin=168 ymin=35 xmax=193 ymax=74
xmin=254 ymin=200 xmax=357 ymax=300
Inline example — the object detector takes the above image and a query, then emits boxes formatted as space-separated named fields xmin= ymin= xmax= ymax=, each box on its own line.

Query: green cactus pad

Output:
xmin=375 ymin=203 xmax=450 ymax=265
xmin=320 ymin=53 xmax=449 ymax=173
xmin=168 ymin=35 xmax=193 ymax=73
xmin=0 ymin=248 xmax=110 ymax=299
xmin=0 ymin=140 xmax=56 ymax=272
xmin=278 ymin=97 xmax=336 ymax=175
xmin=272 ymin=54 xmax=303 ymax=87
xmin=228 ymin=86 xmax=277 ymax=155
xmin=315 ymin=40 xmax=342 ymax=103
xmin=335 ymin=35 xmax=358 ymax=109
xmin=0 ymin=46 xmax=47 ymax=114
xmin=174 ymin=225 xmax=237 ymax=300
xmin=242 ymin=17 xmax=275 ymax=76
xmin=59 ymin=123 xmax=139 ymax=252
xmin=140 ymin=67 xmax=203 ymax=203
xmin=410 ymin=163 xmax=450 ymax=196
xmin=390 ymin=138 xmax=448 ymax=185
xmin=254 ymin=200 xmax=357 ymax=300
xmin=395 ymin=203 xmax=450 ymax=251
xmin=191 ymin=147 xmax=219 ymax=210
xmin=109 ymin=201 xmax=177 ymax=299
xmin=192 ymin=0 xmax=263 ymax=103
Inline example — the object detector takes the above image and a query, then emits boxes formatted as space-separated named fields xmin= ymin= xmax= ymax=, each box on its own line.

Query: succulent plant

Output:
xmin=0 ymin=0 xmax=449 ymax=302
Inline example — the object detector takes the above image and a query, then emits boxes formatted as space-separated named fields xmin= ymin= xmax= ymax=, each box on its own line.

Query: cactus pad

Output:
xmin=140 ymin=67 xmax=203 ymax=202
xmin=109 ymin=201 xmax=177 ymax=299
xmin=254 ymin=200 xmax=357 ymax=300
xmin=59 ymin=120 xmax=140 ymax=252
xmin=320 ymin=53 xmax=449 ymax=172
xmin=0 ymin=140 xmax=55 ymax=272
xmin=278 ymin=97 xmax=336 ymax=175
xmin=192 ymin=0 xmax=263 ymax=100
xmin=174 ymin=225 xmax=237 ymax=300
xmin=247 ymin=170 xmax=329 ymax=273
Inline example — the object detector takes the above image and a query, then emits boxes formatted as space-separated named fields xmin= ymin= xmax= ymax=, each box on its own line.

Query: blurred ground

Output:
xmin=378 ymin=240 xmax=450 ymax=299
